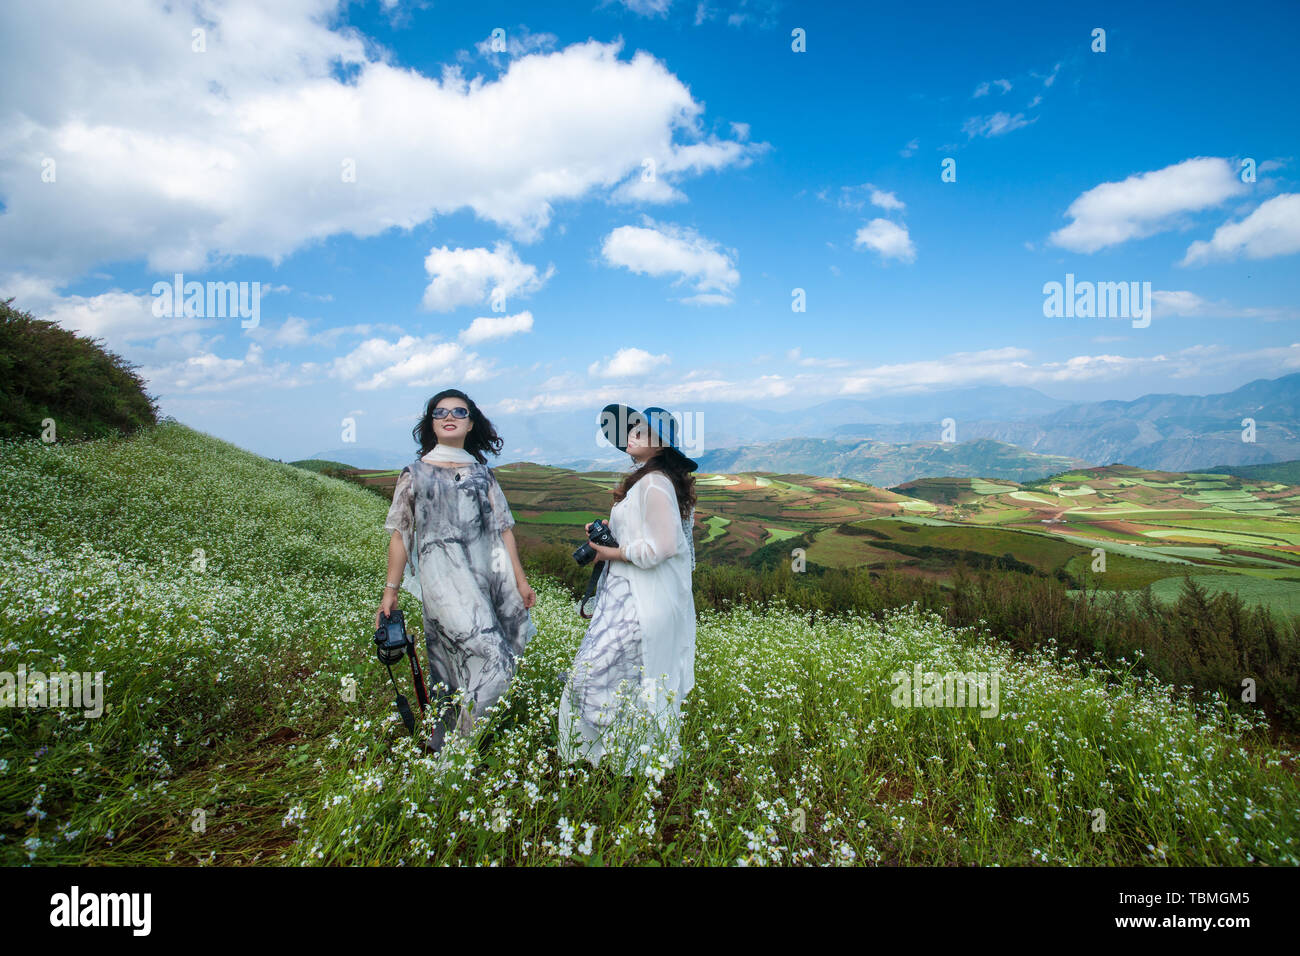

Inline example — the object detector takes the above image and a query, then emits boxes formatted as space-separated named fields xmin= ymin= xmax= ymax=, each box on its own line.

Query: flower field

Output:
xmin=2 ymin=422 xmax=1297 ymax=865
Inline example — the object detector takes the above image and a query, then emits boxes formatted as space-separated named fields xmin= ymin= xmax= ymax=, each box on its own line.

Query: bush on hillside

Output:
xmin=0 ymin=297 xmax=158 ymax=442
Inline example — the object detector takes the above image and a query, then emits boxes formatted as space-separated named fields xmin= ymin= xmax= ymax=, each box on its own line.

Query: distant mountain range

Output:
xmin=695 ymin=437 xmax=1090 ymax=487
xmin=305 ymin=374 xmax=1300 ymax=481
xmin=821 ymin=373 xmax=1299 ymax=473
xmin=692 ymin=374 xmax=1300 ymax=482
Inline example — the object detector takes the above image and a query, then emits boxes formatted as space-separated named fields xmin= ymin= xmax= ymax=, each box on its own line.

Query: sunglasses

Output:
xmin=432 ymin=407 xmax=470 ymax=420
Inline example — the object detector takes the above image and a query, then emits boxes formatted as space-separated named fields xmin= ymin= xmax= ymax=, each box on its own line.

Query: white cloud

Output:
xmin=1152 ymin=289 xmax=1300 ymax=321
xmin=870 ymin=188 xmax=905 ymax=211
xmin=40 ymin=287 xmax=212 ymax=344
xmin=786 ymin=346 xmax=852 ymax=368
xmin=588 ymin=347 xmax=671 ymax=378
xmin=677 ymin=292 xmax=733 ymax=306
xmin=459 ymin=311 xmax=534 ymax=344
xmin=422 ymin=242 xmax=554 ymax=312
xmin=825 ymin=182 xmax=903 ymax=212
xmin=264 ymin=315 xmax=310 ymax=346
xmin=242 ymin=316 xmax=391 ymax=348
xmin=1050 ymin=157 xmax=1247 ymax=253
xmin=495 ymin=341 xmax=1300 ymax=414
xmin=616 ymin=0 xmax=674 ymax=16
xmin=900 ymin=138 xmax=919 ymax=158
xmin=1181 ymin=193 xmax=1300 ymax=266
xmin=329 ymin=334 xmax=493 ymax=390
xmin=973 ymin=79 xmax=1011 ymax=98
xmin=0 ymin=4 xmax=759 ymax=282
xmin=962 ymin=111 xmax=1034 ymax=138
xmin=495 ymin=371 xmax=793 ymax=413
xmin=853 ymin=219 xmax=916 ymax=263
xmin=141 ymin=341 xmax=314 ymax=394
xmin=601 ymin=218 xmax=739 ymax=301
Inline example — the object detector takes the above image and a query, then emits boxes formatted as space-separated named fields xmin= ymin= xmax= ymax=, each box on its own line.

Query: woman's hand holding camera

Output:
xmin=582 ymin=521 xmax=622 ymax=563
xmin=376 ymin=587 xmax=400 ymax=629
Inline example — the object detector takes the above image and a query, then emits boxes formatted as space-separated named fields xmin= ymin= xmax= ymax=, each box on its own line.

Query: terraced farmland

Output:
xmin=345 ymin=459 xmax=1300 ymax=618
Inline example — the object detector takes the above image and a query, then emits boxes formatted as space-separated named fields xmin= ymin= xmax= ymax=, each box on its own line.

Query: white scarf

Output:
xmin=421 ymin=443 xmax=477 ymax=464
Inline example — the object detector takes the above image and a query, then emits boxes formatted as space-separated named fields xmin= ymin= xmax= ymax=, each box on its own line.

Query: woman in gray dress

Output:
xmin=377 ymin=389 xmax=536 ymax=754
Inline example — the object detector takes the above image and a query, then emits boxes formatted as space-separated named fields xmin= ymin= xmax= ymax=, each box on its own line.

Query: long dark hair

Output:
xmin=411 ymin=388 xmax=503 ymax=464
xmin=612 ymin=448 xmax=697 ymax=520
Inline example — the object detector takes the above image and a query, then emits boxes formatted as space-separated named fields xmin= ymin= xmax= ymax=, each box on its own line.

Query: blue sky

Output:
xmin=1 ymin=0 xmax=1297 ymax=463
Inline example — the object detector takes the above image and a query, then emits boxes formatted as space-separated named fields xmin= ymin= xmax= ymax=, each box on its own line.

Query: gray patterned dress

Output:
xmin=384 ymin=460 xmax=536 ymax=739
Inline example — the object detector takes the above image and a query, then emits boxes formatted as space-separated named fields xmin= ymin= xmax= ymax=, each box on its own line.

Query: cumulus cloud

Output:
xmin=0 ymin=3 xmax=760 ymax=283
xmin=329 ymin=334 xmax=493 ymax=390
xmin=601 ymin=218 xmax=739 ymax=302
xmin=459 ymin=311 xmax=534 ymax=344
xmin=422 ymin=242 xmax=554 ymax=311
xmin=853 ymin=219 xmax=916 ymax=263
xmin=1181 ymin=193 xmax=1300 ymax=266
xmin=1050 ymin=157 xmax=1248 ymax=254
xmin=870 ymin=188 xmax=905 ymax=211
xmin=588 ymin=347 xmax=671 ymax=378
xmin=139 ymin=341 xmax=313 ymax=394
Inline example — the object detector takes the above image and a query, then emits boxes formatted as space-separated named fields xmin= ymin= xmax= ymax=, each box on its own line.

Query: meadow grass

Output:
xmin=2 ymin=423 xmax=1297 ymax=866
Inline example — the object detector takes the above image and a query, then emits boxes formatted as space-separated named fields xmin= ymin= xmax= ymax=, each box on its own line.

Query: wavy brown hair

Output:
xmin=411 ymin=388 xmax=503 ymax=464
xmin=611 ymin=448 xmax=697 ymax=520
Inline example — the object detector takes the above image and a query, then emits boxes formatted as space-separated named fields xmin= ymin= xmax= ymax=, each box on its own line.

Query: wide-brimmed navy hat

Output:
xmin=599 ymin=403 xmax=698 ymax=472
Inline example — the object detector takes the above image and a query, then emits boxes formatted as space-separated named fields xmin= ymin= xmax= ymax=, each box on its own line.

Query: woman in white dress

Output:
xmin=558 ymin=404 xmax=697 ymax=774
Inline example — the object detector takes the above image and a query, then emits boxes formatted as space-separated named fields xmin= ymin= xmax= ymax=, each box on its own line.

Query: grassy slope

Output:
xmin=2 ymin=423 xmax=1298 ymax=866
xmin=289 ymin=458 xmax=358 ymax=472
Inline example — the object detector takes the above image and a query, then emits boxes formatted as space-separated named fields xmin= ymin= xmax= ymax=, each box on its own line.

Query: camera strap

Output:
xmin=406 ymin=640 xmax=429 ymax=716
xmin=384 ymin=662 xmax=417 ymax=734
xmin=578 ymin=560 xmax=607 ymax=619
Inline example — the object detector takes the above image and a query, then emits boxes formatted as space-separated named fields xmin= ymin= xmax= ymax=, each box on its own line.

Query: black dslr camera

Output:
xmin=374 ymin=608 xmax=413 ymax=664
xmin=373 ymin=609 xmax=429 ymax=734
xmin=573 ymin=518 xmax=618 ymax=566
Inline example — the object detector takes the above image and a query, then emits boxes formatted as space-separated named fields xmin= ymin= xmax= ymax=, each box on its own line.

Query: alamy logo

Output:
xmin=890 ymin=664 xmax=1000 ymax=717
xmin=1 ymin=665 xmax=104 ymax=718
xmin=1042 ymin=273 xmax=1151 ymax=328
xmin=49 ymin=886 xmax=151 ymax=936
xmin=151 ymin=272 xmax=261 ymax=328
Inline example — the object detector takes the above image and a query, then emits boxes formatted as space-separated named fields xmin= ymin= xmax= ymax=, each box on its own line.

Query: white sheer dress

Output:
xmin=558 ymin=470 xmax=696 ymax=773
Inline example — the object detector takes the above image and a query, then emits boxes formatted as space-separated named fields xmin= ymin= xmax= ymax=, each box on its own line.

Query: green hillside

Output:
xmin=1205 ymin=460 xmax=1300 ymax=485
xmin=0 ymin=297 xmax=158 ymax=442
xmin=289 ymin=458 xmax=358 ymax=472
xmin=3 ymin=422 xmax=1298 ymax=866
